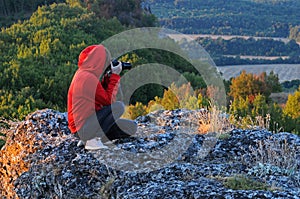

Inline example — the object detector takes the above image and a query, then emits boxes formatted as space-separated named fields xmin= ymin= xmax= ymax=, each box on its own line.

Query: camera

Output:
xmin=111 ymin=60 xmax=132 ymax=70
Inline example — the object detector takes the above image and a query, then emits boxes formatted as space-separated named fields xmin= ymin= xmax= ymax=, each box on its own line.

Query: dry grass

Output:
xmin=229 ymin=114 xmax=271 ymax=131
xmin=0 ymin=121 xmax=42 ymax=198
xmin=245 ymin=138 xmax=299 ymax=172
xmin=197 ymin=105 xmax=233 ymax=135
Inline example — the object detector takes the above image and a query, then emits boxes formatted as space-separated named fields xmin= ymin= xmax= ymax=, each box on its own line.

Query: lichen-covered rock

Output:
xmin=0 ymin=109 xmax=71 ymax=198
xmin=0 ymin=109 xmax=299 ymax=198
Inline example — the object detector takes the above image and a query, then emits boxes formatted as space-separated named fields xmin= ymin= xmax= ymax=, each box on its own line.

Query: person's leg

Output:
xmin=97 ymin=101 xmax=125 ymax=134
xmin=105 ymin=119 xmax=137 ymax=140
xmin=76 ymin=112 xmax=103 ymax=142
xmin=76 ymin=115 xmax=109 ymax=149
xmin=77 ymin=101 xmax=125 ymax=142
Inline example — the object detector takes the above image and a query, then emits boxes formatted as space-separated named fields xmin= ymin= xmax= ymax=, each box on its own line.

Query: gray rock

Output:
xmin=12 ymin=109 xmax=300 ymax=199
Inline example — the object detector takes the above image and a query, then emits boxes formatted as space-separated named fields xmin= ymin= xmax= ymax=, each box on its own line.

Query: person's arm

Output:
xmin=101 ymin=73 xmax=110 ymax=90
xmin=101 ymin=61 xmax=122 ymax=89
xmin=95 ymin=74 xmax=120 ymax=106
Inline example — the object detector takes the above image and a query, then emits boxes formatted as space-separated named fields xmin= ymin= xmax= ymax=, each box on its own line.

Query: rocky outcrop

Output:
xmin=0 ymin=109 xmax=71 ymax=198
xmin=0 ymin=109 xmax=299 ymax=198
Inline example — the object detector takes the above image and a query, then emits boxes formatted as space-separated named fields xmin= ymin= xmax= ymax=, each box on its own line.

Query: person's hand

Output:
xmin=111 ymin=61 xmax=122 ymax=75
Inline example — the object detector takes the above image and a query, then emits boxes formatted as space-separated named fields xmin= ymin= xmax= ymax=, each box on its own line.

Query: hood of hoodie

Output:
xmin=77 ymin=45 xmax=110 ymax=77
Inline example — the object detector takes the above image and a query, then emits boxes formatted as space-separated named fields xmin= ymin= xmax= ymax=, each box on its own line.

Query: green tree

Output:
xmin=266 ymin=71 xmax=282 ymax=94
xmin=0 ymin=3 xmax=128 ymax=119
xmin=197 ymin=93 xmax=210 ymax=108
xmin=252 ymin=94 xmax=268 ymax=116
xmin=229 ymin=96 xmax=251 ymax=118
xmin=182 ymin=72 xmax=206 ymax=89
xmin=268 ymin=103 xmax=284 ymax=133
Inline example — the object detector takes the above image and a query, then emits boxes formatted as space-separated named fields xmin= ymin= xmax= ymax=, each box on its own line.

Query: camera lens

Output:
xmin=122 ymin=62 xmax=132 ymax=70
xmin=111 ymin=60 xmax=132 ymax=70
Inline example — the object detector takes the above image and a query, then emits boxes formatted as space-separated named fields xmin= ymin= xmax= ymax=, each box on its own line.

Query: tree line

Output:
xmin=125 ymin=70 xmax=300 ymax=135
xmin=0 ymin=0 xmax=66 ymax=27
xmin=228 ymin=71 xmax=299 ymax=134
xmin=150 ymin=0 xmax=300 ymax=37
xmin=0 ymin=0 xmax=62 ymax=16
xmin=197 ymin=37 xmax=300 ymax=57
xmin=195 ymin=37 xmax=300 ymax=66
xmin=0 ymin=0 xmax=157 ymax=28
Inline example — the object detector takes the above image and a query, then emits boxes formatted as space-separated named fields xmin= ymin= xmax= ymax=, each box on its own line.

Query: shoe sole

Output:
xmin=85 ymin=146 xmax=108 ymax=150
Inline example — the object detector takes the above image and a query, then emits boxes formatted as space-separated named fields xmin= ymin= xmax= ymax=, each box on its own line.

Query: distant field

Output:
xmin=168 ymin=34 xmax=300 ymax=46
xmin=223 ymin=55 xmax=290 ymax=61
xmin=217 ymin=64 xmax=300 ymax=82
xmin=167 ymin=34 xmax=300 ymax=82
xmin=168 ymin=34 xmax=293 ymax=44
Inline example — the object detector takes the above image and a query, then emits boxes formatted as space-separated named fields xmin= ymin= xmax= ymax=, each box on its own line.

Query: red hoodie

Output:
xmin=67 ymin=45 xmax=120 ymax=133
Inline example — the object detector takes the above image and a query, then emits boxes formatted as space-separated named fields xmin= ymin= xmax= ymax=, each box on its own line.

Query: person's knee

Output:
xmin=130 ymin=120 xmax=138 ymax=132
xmin=114 ymin=101 xmax=125 ymax=109
xmin=116 ymin=119 xmax=137 ymax=134
xmin=112 ymin=101 xmax=125 ymax=114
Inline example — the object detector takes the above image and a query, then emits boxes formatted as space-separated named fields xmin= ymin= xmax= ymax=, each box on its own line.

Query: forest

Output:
xmin=0 ymin=0 xmax=207 ymax=120
xmin=148 ymin=0 xmax=300 ymax=37
xmin=195 ymin=37 xmax=300 ymax=66
xmin=147 ymin=0 xmax=300 ymax=88
xmin=0 ymin=0 xmax=66 ymax=27
xmin=0 ymin=0 xmax=158 ymax=119
xmin=125 ymin=71 xmax=300 ymax=134
xmin=0 ymin=0 xmax=299 ymax=149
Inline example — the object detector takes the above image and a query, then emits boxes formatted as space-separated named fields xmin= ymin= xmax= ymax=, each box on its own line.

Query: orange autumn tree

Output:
xmin=228 ymin=70 xmax=281 ymax=129
xmin=229 ymin=71 xmax=262 ymax=103
xmin=229 ymin=70 xmax=280 ymax=103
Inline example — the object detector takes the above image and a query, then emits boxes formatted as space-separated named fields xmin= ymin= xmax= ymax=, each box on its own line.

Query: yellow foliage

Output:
xmin=0 ymin=122 xmax=42 ymax=198
xmin=283 ymin=87 xmax=300 ymax=119
xmin=127 ymin=102 xmax=147 ymax=120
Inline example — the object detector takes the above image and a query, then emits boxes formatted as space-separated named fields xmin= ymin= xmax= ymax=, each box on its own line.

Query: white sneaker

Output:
xmin=85 ymin=137 xmax=108 ymax=150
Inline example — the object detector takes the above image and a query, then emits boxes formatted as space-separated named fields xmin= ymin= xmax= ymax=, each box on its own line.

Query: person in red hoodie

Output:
xmin=68 ymin=44 xmax=137 ymax=150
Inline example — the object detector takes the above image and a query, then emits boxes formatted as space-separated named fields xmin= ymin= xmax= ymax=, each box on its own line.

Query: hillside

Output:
xmin=148 ymin=0 xmax=300 ymax=37
xmin=0 ymin=2 xmax=158 ymax=120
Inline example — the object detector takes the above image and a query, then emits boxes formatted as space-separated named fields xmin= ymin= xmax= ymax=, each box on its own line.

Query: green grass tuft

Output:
xmin=224 ymin=175 xmax=269 ymax=191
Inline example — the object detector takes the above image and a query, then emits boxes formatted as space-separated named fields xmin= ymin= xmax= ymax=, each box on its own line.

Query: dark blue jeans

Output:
xmin=77 ymin=101 xmax=137 ymax=142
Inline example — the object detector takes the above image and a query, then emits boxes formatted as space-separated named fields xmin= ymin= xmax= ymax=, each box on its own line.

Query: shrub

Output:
xmin=127 ymin=102 xmax=147 ymax=120
xmin=242 ymin=137 xmax=300 ymax=178
xmin=197 ymin=104 xmax=232 ymax=134
xmin=223 ymin=175 xmax=270 ymax=191
xmin=283 ymin=86 xmax=300 ymax=119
